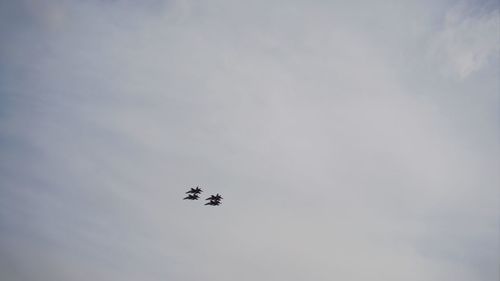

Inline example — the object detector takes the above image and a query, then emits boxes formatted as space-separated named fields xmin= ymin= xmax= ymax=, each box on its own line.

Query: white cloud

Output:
xmin=430 ymin=1 xmax=499 ymax=78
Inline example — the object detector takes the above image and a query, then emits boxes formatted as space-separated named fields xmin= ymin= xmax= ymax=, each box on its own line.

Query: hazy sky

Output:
xmin=0 ymin=1 xmax=498 ymax=280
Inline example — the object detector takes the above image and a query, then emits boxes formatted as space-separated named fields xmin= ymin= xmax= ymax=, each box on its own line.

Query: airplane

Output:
xmin=205 ymin=200 xmax=221 ymax=206
xmin=204 ymin=193 xmax=222 ymax=206
xmin=183 ymin=194 xmax=199 ymax=200
xmin=205 ymin=194 xmax=223 ymax=201
xmin=186 ymin=186 xmax=202 ymax=195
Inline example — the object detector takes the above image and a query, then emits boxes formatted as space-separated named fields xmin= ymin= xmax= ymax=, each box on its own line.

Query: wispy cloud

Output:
xmin=430 ymin=1 xmax=499 ymax=78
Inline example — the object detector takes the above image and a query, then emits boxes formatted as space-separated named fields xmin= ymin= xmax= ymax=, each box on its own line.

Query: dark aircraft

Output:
xmin=205 ymin=193 xmax=222 ymax=206
xmin=183 ymin=194 xmax=199 ymax=200
xmin=186 ymin=187 xmax=202 ymax=195
xmin=205 ymin=194 xmax=223 ymax=201
xmin=205 ymin=200 xmax=221 ymax=206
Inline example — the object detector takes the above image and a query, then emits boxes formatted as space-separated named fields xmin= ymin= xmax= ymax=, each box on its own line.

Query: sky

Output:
xmin=0 ymin=0 xmax=498 ymax=280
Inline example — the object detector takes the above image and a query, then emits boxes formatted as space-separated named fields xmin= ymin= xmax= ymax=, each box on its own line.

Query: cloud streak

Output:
xmin=430 ymin=1 xmax=500 ymax=78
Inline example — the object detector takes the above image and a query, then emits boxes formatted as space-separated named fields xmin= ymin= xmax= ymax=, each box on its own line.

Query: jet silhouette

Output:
xmin=205 ymin=193 xmax=222 ymax=206
xmin=205 ymin=194 xmax=223 ymax=201
xmin=183 ymin=194 xmax=199 ymax=200
xmin=186 ymin=186 xmax=202 ymax=195
xmin=205 ymin=200 xmax=221 ymax=206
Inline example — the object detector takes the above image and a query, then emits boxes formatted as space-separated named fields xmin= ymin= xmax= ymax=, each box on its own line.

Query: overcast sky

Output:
xmin=0 ymin=0 xmax=498 ymax=280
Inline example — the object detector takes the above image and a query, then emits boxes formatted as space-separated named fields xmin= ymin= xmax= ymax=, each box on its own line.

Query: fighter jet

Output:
xmin=205 ymin=194 xmax=223 ymax=201
xmin=183 ymin=194 xmax=199 ymax=200
xmin=186 ymin=186 xmax=202 ymax=195
xmin=205 ymin=199 xmax=221 ymax=206
xmin=205 ymin=193 xmax=222 ymax=206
